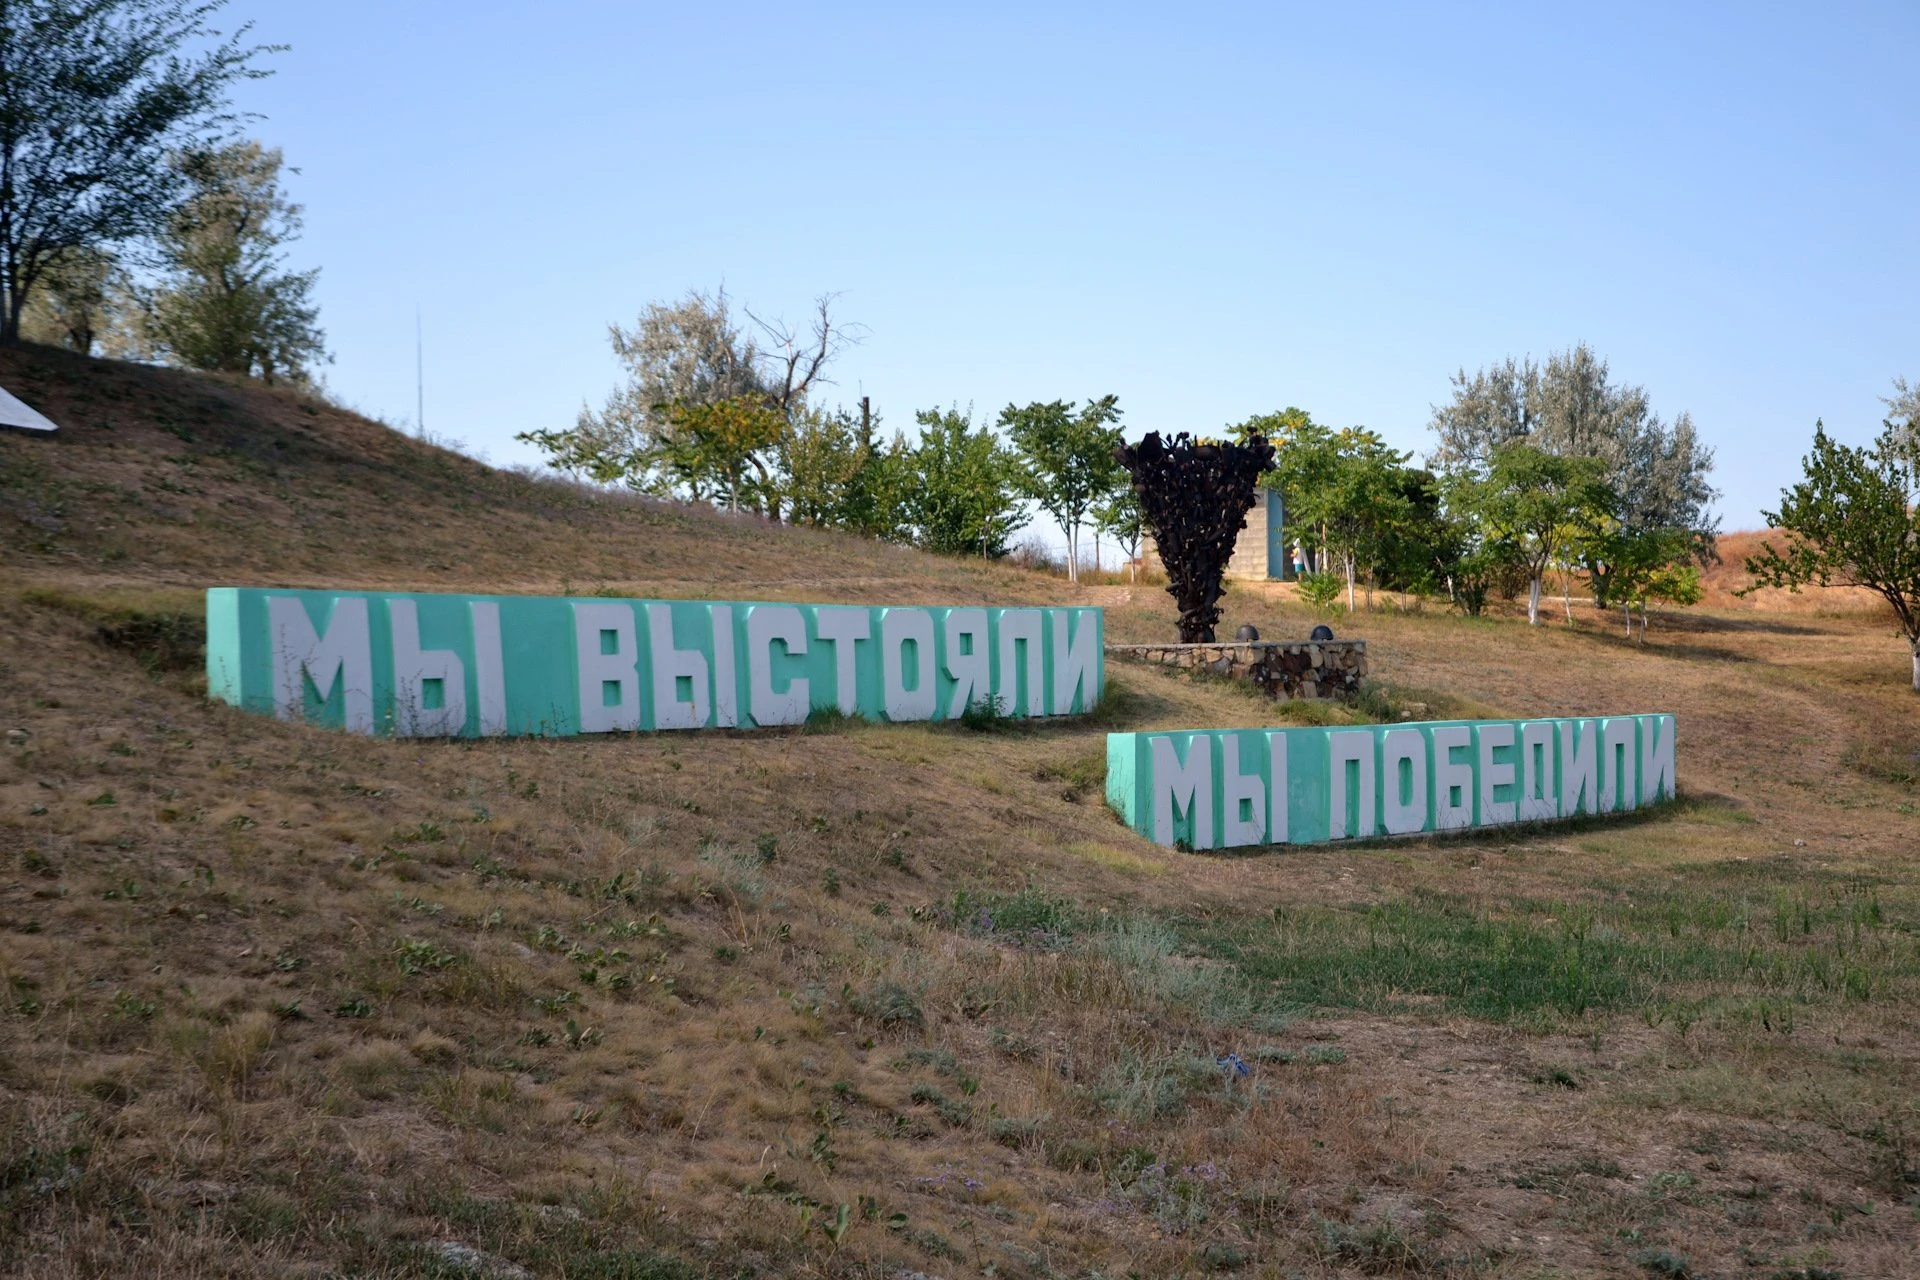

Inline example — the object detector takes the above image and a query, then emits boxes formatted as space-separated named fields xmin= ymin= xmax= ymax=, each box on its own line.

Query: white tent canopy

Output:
xmin=0 ymin=384 xmax=56 ymax=432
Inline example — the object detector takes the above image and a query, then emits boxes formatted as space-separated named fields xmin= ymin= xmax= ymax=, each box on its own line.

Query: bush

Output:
xmin=1296 ymin=570 xmax=1343 ymax=612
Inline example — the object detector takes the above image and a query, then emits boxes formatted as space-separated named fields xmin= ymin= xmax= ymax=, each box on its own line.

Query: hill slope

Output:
xmin=3 ymin=346 xmax=1919 ymax=1279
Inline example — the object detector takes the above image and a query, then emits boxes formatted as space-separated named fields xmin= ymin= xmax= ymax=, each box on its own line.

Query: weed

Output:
xmin=850 ymin=981 xmax=924 ymax=1032
xmin=395 ymin=938 xmax=460 ymax=976
xmin=1034 ymin=748 xmax=1106 ymax=802
xmin=1631 ymin=1247 xmax=1697 ymax=1277
xmin=109 ymin=990 xmax=158 ymax=1021
xmin=957 ymin=693 xmax=1013 ymax=732
xmin=1312 ymin=1215 xmax=1426 ymax=1271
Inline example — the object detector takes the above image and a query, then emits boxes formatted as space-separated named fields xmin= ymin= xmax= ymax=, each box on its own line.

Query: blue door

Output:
xmin=1265 ymin=490 xmax=1288 ymax=580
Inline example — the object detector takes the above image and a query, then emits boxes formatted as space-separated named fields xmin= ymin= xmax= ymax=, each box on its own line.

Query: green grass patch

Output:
xmin=22 ymin=585 xmax=206 ymax=671
xmin=1191 ymin=875 xmax=1920 ymax=1024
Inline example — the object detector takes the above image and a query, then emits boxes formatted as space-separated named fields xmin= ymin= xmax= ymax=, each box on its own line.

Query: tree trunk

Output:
xmin=1563 ymin=574 xmax=1573 ymax=625
xmin=1346 ymin=554 xmax=1356 ymax=612
xmin=1622 ymin=600 xmax=1631 ymax=638
xmin=1911 ymin=639 xmax=1919 ymax=692
xmin=1527 ymin=576 xmax=1542 ymax=626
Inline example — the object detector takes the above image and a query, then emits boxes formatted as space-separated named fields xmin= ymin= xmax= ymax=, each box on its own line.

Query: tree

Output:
xmin=1293 ymin=428 xmax=1417 ymax=612
xmin=0 ymin=0 xmax=273 ymax=343
xmin=1429 ymin=344 xmax=1717 ymax=541
xmin=1746 ymin=422 xmax=1920 ymax=692
xmin=19 ymin=245 xmax=119 ymax=352
xmin=1092 ymin=485 xmax=1144 ymax=581
xmin=1447 ymin=443 xmax=1613 ymax=626
xmin=1588 ymin=524 xmax=1699 ymax=640
xmin=518 ymin=288 xmax=857 ymax=516
xmin=141 ymin=141 xmax=325 ymax=382
xmin=652 ymin=395 xmax=787 ymax=514
xmin=779 ymin=403 xmax=912 ymax=539
xmin=905 ymin=406 xmax=1028 ymax=558
xmin=1884 ymin=376 xmax=1920 ymax=462
xmin=1000 ymin=395 xmax=1124 ymax=583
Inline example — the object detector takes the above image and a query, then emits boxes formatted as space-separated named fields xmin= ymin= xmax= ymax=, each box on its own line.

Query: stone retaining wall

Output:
xmin=1105 ymin=640 xmax=1368 ymax=700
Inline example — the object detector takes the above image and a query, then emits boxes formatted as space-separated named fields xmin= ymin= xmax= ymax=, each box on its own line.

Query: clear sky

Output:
xmin=242 ymin=2 xmax=1919 ymax=533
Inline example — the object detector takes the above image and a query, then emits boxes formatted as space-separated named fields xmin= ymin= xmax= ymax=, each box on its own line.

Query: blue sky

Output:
xmin=244 ymin=2 xmax=1919 ymax=534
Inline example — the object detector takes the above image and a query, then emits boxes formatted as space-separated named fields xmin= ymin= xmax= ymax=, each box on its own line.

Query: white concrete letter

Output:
xmin=1477 ymin=722 xmax=1517 ymax=826
xmin=1519 ymin=720 xmax=1558 ymax=821
xmin=814 ymin=607 xmax=871 ymax=716
xmin=1640 ymin=715 xmax=1676 ymax=804
xmin=747 ymin=605 xmax=809 ymax=727
xmin=880 ymin=608 xmax=937 ymax=721
xmin=1151 ymin=735 xmax=1214 ymax=848
xmin=573 ymin=602 xmax=639 ymax=733
xmin=996 ymin=608 xmax=1044 ymax=717
xmin=646 ymin=603 xmax=710 ymax=731
xmin=1382 ymin=728 xmax=1428 ymax=836
xmin=1222 ymin=733 xmax=1266 ymax=847
xmin=388 ymin=598 xmax=466 ymax=737
xmin=1601 ymin=718 xmax=1637 ymax=812
xmin=469 ymin=601 xmax=507 ymax=736
xmin=1560 ymin=719 xmax=1600 ymax=816
xmin=709 ymin=605 xmax=739 ymax=728
xmin=1049 ymin=609 xmax=1098 ymax=715
xmin=1328 ymin=730 xmax=1377 ymax=839
xmin=269 ymin=595 xmax=374 ymax=734
xmin=1432 ymin=724 xmax=1473 ymax=830
xmin=944 ymin=608 xmax=989 ymax=718
xmin=1267 ymin=730 xmax=1291 ymax=844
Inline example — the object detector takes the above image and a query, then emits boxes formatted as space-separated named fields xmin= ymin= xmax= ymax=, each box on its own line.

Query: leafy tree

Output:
xmin=0 ymin=0 xmax=274 ymax=343
xmin=1446 ymin=443 xmax=1613 ymax=626
xmin=1746 ymin=422 xmax=1920 ymax=691
xmin=905 ymin=407 xmax=1028 ymax=558
xmin=140 ymin=141 xmax=325 ymax=382
xmin=1000 ymin=395 xmax=1124 ymax=583
xmin=520 ymin=289 xmax=855 ymax=515
xmin=19 ymin=246 xmax=119 ymax=352
xmin=1885 ymin=376 xmax=1920 ymax=461
xmin=1429 ymin=343 xmax=1717 ymax=541
xmin=652 ymin=395 xmax=787 ymax=514
xmin=1587 ymin=524 xmax=1699 ymax=639
xmin=1092 ymin=484 xmax=1144 ymax=581
xmin=1281 ymin=426 xmax=1415 ymax=612
xmin=779 ymin=404 xmax=912 ymax=539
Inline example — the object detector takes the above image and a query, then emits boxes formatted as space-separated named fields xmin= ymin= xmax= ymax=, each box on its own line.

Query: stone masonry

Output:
xmin=1105 ymin=640 xmax=1368 ymax=700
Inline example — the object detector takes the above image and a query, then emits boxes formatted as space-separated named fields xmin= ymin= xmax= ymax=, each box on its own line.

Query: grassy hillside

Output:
xmin=3 ymin=344 xmax=1919 ymax=1278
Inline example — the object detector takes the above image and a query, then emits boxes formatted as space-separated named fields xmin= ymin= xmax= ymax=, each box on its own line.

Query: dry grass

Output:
xmin=3 ymin=344 xmax=1920 ymax=1276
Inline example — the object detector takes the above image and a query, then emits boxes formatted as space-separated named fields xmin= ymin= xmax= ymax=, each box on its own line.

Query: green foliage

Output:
xmin=1747 ymin=421 xmax=1920 ymax=687
xmin=1444 ymin=442 xmax=1614 ymax=625
xmin=1429 ymin=343 xmax=1717 ymax=539
xmin=141 ymin=141 xmax=327 ymax=383
xmin=904 ymin=406 xmax=1029 ymax=557
xmin=18 ymin=247 xmax=121 ymax=354
xmin=1091 ymin=484 xmax=1145 ymax=578
xmin=778 ymin=405 xmax=912 ymax=538
xmin=1000 ymin=395 xmax=1125 ymax=582
xmin=1256 ymin=412 xmax=1429 ymax=610
xmin=1196 ymin=871 xmax=1916 ymax=1026
xmin=651 ymin=395 xmax=786 ymax=514
xmin=0 ymin=0 xmax=275 ymax=342
xmin=1296 ymin=569 xmax=1343 ymax=612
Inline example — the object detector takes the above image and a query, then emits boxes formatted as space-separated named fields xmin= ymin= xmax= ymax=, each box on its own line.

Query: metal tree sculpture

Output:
xmin=1115 ymin=431 xmax=1276 ymax=643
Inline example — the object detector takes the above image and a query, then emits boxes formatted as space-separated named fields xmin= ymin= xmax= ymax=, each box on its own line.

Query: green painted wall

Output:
xmin=206 ymin=588 xmax=1103 ymax=737
xmin=1106 ymin=715 xmax=1675 ymax=848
